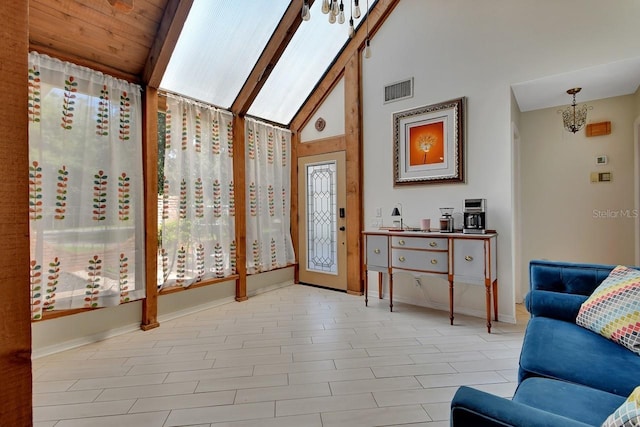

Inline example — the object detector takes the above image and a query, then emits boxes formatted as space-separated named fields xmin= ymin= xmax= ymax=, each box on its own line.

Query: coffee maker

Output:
xmin=439 ymin=207 xmax=454 ymax=233
xmin=463 ymin=199 xmax=486 ymax=234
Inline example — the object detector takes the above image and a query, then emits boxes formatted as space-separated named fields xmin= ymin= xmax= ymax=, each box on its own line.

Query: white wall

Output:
xmin=300 ymin=77 xmax=345 ymax=142
xmin=635 ymin=88 xmax=640 ymax=264
xmin=362 ymin=0 xmax=640 ymax=323
xmin=510 ymin=90 xmax=524 ymax=302
xmin=32 ymin=268 xmax=294 ymax=357
xmin=520 ymin=95 xmax=636 ymax=283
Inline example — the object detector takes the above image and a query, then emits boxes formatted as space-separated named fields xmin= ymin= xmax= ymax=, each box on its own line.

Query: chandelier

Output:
xmin=560 ymin=88 xmax=591 ymax=134
xmin=302 ymin=0 xmax=372 ymax=58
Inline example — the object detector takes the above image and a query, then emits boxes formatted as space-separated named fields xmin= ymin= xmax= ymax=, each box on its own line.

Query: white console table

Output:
xmin=362 ymin=230 xmax=498 ymax=333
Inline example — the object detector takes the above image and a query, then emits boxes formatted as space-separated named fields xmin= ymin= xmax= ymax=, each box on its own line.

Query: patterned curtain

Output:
xmin=245 ymin=117 xmax=295 ymax=274
xmin=28 ymin=52 xmax=145 ymax=320
xmin=159 ymin=95 xmax=235 ymax=288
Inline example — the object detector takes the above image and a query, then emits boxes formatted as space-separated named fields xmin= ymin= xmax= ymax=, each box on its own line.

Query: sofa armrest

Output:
xmin=529 ymin=260 xmax=616 ymax=296
xmin=451 ymin=386 xmax=593 ymax=427
xmin=525 ymin=290 xmax=587 ymax=321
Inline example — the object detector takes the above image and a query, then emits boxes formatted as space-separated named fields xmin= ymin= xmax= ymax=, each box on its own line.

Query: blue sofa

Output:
xmin=450 ymin=260 xmax=640 ymax=426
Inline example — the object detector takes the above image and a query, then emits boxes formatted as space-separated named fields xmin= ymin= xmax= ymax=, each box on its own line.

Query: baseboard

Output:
xmin=33 ymin=280 xmax=295 ymax=359
xmin=248 ymin=280 xmax=294 ymax=297
xmin=159 ymin=281 xmax=294 ymax=322
xmin=157 ymin=295 xmax=237 ymax=323
xmin=32 ymin=322 xmax=142 ymax=359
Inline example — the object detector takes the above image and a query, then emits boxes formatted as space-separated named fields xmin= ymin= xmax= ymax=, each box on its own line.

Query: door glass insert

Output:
xmin=306 ymin=161 xmax=337 ymax=274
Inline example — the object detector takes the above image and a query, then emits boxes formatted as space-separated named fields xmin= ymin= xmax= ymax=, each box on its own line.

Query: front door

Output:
xmin=297 ymin=152 xmax=347 ymax=290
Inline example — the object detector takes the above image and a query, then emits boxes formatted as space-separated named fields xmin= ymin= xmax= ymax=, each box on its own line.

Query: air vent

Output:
xmin=384 ymin=78 xmax=413 ymax=103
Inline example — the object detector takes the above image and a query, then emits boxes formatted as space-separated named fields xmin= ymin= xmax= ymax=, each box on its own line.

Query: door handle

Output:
xmin=339 ymin=226 xmax=346 ymax=231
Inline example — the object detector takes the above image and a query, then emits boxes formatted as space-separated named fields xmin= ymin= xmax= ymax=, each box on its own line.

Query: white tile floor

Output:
xmin=33 ymin=284 xmax=527 ymax=427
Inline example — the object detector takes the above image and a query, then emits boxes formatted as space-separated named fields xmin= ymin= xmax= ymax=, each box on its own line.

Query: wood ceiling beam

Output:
xmin=143 ymin=0 xmax=194 ymax=88
xmin=290 ymin=0 xmax=400 ymax=131
xmin=1 ymin=0 xmax=31 ymax=423
xmin=231 ymin=0 xmax=314 ymax=116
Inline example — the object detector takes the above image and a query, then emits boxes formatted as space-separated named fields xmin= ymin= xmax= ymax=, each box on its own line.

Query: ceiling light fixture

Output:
xmin=560 ymin=88 xmax=592 ymax=134
xmin=302 ymin=0 xmax=372 ymax=58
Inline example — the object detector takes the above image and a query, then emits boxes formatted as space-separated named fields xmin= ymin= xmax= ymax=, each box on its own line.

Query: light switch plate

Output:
xmin=591 ymin=172 xmax=612 ymax=182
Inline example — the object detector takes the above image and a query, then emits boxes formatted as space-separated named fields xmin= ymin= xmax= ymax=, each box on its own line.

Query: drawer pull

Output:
xmin=465 ymin=255 xmax=474 ymax=262
xmin=374 ymin=249 xmax=381 ymax=254
xmin=430 ymin=259 xmax=438 ymax=265
xmin=429 ymin=241 xmax=438 ymax=247
xmin=398 ymin=239 xmax=405 ymax=246
xmin=398 ymin=256 xmax=406 ymax=262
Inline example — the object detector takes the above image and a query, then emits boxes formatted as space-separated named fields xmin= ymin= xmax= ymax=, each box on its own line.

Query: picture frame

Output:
xmin=393 ymin=97 xmax=465 ymax=186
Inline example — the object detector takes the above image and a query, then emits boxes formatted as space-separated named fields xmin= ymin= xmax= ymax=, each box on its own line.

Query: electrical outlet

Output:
xmin=375 ymin=207 xmax=382 ymax=217
xmin=370 ymin=218 xmax=382 ymax=228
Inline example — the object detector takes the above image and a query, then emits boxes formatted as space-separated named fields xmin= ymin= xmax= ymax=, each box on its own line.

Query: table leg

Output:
xmin=378 ymin=272 xmax=383 ymax=299
xmin=448 ymin=279 xmax=454 ymax=325
xmin=493 ymin=279 xmax=498 ymax=321
xmin=364 ymin=267 xmax=368 ymax=307
xmin=389 ymin=270 xmax=393 ymax=312
xmin=485 ymin=280 xmax=492 ymax=333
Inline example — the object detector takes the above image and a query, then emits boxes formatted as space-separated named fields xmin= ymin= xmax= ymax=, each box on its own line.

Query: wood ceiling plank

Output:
xmin=143 ymin=0 xmax=194 ymax=88
xmin=29 ymin=0 xmax=166 ymax=77
xmin=29 ymin=4 xmax=153 ymax=53
xmin=28 ymin=34 xmax=145 ymax=78
xmin=49 ymin=0 xmax=164 ymax=15
xmin=33 ymin=0 xmax=165 ymax=35
xmin=29 ymin=4 xmax=150 ymax=75
xmin=291 ymin=0 xmax=401 ymax=131
xmin=29 ymin=42 xmax=140 ymax=83
xmin=231 ymin=0 xmax=315 ymax=116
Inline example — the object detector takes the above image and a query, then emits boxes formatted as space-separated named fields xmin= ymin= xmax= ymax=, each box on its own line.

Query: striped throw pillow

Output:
xmin=602 ymin=386 xmax=640 ymax=427
xmin=576 ymin=265 xmax=640 ymax=355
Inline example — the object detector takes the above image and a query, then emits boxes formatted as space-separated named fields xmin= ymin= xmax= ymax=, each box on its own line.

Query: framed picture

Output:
xmin=393 ymin=97 xmax=465 ymax=186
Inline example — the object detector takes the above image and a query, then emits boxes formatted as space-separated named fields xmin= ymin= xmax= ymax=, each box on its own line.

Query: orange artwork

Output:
xmin=408 ymin=121 xmax=444 ymax=166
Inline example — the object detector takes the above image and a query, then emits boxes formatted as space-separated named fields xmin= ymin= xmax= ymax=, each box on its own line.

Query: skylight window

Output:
xmin=248 ymin=0 xmax=374 ymax=125
xmin=160 ymin=0 xmax=375 ymax=125
xmin=160 ymin=0 xmax=290 ymax=109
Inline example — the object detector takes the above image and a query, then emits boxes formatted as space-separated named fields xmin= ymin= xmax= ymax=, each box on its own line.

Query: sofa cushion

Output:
xmin=576 ymin=265 xmax=640 ymax=355
xmin=529 ymin=260 xmax=616 ymax=295
xmin=602 ymin=386 xmax=640 ymax=427
xmin=513 ymin=378 xmax=624 ymax=426
xmin=526 ymin=289 xmax=588 ymax=322
xmin=519 ymin=317 xmax=640 ymax=397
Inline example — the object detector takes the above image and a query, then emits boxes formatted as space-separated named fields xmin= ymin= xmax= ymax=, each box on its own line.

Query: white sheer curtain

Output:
xmin=159 ymin=95 xmax=235 ymax=288
xmin=28 ymin=52 xmax=145 ymax=320
xmin=245 ymin=117 xmax=295 ymax=274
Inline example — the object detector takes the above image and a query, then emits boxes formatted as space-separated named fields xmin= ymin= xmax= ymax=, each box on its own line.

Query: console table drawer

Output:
xmin=392 ymin=249 xmax=448 ymax=273
xmin=453 ymin=239 xmax=485 ymax=284
xmin=391 ymin=236 xmax=448 ymax=250
xmin=366 ymin=235 xmax=388 ymax=267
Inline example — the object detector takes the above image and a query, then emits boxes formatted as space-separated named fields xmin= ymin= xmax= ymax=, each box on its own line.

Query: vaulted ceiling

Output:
xmin=28 ymin=0 xmax=383 ymax=126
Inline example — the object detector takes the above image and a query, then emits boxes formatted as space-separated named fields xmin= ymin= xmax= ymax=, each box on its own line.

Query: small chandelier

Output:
xmin=560 ymin=88 xmax=591 ymax=134
xmin=302 ymin=0 xmax=371 ymax=58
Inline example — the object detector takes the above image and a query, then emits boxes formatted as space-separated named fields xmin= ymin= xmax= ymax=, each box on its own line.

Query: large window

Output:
xmin=157 ymin=95 xmax=236 ymax=289
xmin=245 ymin=118 xmax=295 ymax=274
xmin=28 ymin=53 xmax=145 ymax=319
